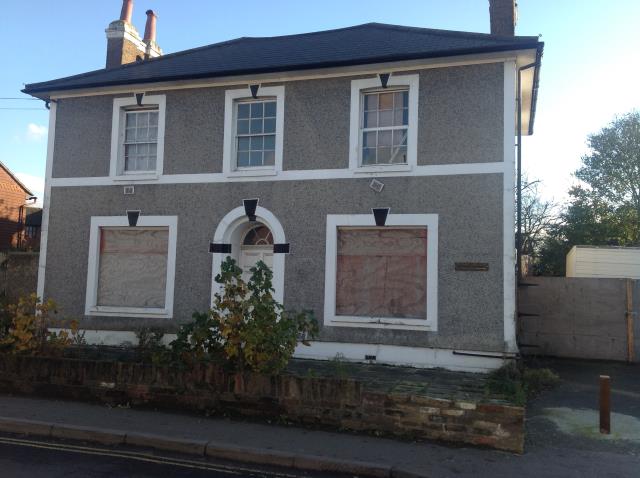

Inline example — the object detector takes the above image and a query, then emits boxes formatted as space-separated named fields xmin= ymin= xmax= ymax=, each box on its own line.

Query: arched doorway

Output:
xmin=211 ymin=205 xmax=286 ymax=304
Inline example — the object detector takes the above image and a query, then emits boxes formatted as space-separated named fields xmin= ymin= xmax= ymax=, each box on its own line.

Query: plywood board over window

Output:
xmin=97 ymin=228 xmax=168 ymax=308
xmin=324 ymin=214 xmax=438 ymax=331
xmin=336 ymin=227 xmax=427 ymax=319
xmin=85 ymin=215 xmax=177 ymax=318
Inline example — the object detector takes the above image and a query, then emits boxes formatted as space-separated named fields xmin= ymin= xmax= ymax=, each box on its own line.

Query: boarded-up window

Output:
xmin=336 ymin=227 xmax=427 ymax=319
xmin=97 ymin=227 xmax=168 ymax=308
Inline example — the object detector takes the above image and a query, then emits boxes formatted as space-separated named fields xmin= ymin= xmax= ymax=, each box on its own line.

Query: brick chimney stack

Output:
xmin=105 ymin=1 xmax=162 ymax=69
xmin=142 ymin=10 xmax=162 ymax=59
xmin=120 ymin=0 xmax=133 ymax=23
xmin=489 ymin=0 xmax=517 ymax=36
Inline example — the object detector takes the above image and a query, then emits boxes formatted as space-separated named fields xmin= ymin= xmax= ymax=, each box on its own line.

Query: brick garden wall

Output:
xmin=0 ymin=355 xmax=525 ymax=452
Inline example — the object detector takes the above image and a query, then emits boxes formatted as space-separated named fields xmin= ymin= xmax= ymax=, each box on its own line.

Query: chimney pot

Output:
xmin=489 ymin=0 xmax=517 ymax=36
xmin=119 ymin=0 xmax=133 ymax=23
xmin=144 ymin=10 xmax=157 ymax=43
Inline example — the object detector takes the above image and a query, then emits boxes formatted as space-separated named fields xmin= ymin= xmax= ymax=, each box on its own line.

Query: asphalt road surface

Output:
xmin=0 ymin=436 xmax=320 ymax=478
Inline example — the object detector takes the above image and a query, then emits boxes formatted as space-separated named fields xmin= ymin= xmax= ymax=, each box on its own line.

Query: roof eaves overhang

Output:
xmin=514 ymin=42 xmax=543 ymax=136
xmin=23 ymin=42 xmax=542 ymax=101
xmin=528 ymin=43 xmax=544 ymax=135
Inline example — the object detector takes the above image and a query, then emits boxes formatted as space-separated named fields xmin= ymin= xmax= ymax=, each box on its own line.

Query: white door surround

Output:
xmin=211 ymin=205 xmax=286 ymax=304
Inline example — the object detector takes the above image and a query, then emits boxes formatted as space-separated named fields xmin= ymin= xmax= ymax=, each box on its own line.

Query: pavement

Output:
xmin=0 ymin=357 xmax=638 ymax=477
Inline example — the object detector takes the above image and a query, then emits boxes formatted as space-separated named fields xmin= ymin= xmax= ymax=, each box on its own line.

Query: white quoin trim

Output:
xmin=503 ymin=60 xmax=518 ymax=353
xmin=36 ymin=102 xmax=57 ymax=302
xmin=211 ymin=205 xmax=286 ymax=304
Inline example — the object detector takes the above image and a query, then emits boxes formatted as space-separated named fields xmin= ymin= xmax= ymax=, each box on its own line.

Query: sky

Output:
xmin=1 ymin=0 xmax=639 ymax=204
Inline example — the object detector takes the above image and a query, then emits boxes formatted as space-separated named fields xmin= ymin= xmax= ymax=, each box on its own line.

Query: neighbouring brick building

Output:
xmin=0 ymin=161 xmax=39 ymax=251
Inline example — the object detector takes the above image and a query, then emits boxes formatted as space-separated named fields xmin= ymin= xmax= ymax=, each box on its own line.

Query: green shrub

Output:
xmin=522 ymin=367 xmax=560 ymax=395
xmin=168 ymin=257 xmax=318 ymax=374
xmin=135 ymin=327 xmax=169 ymax=365
xmin=166 ymin=310 xmax=225 ymax=367
xmin=0 ymin=295 xmax=11 ymax=339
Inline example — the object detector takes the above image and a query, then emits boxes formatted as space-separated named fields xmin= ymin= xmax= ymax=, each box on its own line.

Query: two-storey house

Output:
xmin=23 ymin=0 xmax=543 ymax=371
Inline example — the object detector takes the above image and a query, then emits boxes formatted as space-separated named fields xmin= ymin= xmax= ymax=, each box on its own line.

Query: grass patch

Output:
xmin=486 ymin=361 xmax=559 ymax=406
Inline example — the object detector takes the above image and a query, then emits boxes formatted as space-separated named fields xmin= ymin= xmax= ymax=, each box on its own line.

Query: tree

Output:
xmin=537 ymin=111 xmax=640 ymax=275
xmin=520 ymin=177 xmax=558 ymax=257
xmin=575 ymin=111 xmax=640 ymax=243
xmin=537 ymin=186 xmax=625 ymax=275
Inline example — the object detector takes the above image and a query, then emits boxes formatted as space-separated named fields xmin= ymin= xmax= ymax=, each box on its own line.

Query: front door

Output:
xmin=239 ymin=246 xmax=274 ymax=282
xmin=239 ymin=224 xmax=274 ymax=282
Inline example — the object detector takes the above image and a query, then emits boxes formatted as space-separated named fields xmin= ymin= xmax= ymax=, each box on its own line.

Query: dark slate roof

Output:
xmin=23 ymin=23 xmax=541 ymax=96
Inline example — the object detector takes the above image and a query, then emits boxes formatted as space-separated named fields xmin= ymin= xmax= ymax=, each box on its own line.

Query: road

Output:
xmin=0 ymin=436 xmax=319 ymax=478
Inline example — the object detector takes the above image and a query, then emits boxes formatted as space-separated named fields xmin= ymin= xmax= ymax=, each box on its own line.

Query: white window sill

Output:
xmin=86 ymin=306 xmax=171 ymax=319
xmin=112 ymin=173 xmax=160 ymax=182
xmin=353 ymin=164 xmax=412 ymax=174
xmin=327 ymin=316 xmax=435 ymax=331
xmin=226 ymin=169 xmax=278 ymax=178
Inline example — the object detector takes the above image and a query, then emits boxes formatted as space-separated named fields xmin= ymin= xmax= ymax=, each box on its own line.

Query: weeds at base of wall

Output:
xmin=485 ymin=361 xmax=559 ymax=406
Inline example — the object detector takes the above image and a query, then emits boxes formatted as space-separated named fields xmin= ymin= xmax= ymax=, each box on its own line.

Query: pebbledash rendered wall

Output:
xmin=43 ymin=62 xmax=510 ymax=355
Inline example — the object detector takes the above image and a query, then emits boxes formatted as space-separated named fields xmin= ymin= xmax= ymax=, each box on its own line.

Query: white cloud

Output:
xmin=25 ymin=123 xmax=48 ymax=142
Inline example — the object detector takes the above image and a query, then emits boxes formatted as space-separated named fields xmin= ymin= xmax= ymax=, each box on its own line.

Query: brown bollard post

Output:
xmin=599 ymin=375 xmax=611 ymax=434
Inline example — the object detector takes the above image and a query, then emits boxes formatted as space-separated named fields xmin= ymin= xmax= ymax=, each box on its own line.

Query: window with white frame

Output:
xmin=324 ymin=214 xmax=437 ymax=330
xmin=110 ymin=95 xmax=166 ymax=178
xmin=123 ymin=108 xmax=159 ymax=172
xmin=223 ymin=86 xmax=284 ymax=175
xmin=349 ymin=75 xmax=419 ymax=171
xmin=235 ymin=99 xmax=277 ymax=168
xmin=85 ymin=216 xmax=177 ymax=318
xmin=361 ymin=89 xmax=409 ymax=165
